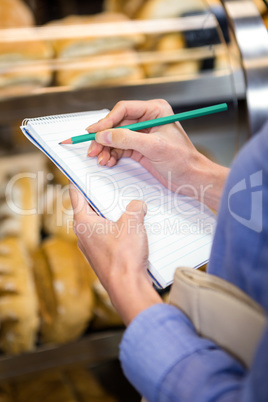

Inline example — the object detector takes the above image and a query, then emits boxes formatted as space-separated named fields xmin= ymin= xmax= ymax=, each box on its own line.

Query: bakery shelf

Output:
xmin=0 ymin=70 xmax=245 ymax=125
xmin=0 ymin=329 xmax=124 ymax=381
xmin=0 ymin=0 xmax=267 ymax=387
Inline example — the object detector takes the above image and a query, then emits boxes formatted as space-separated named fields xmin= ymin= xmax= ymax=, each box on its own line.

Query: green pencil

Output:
xmin=59 ymin=103 xmax=228 ymax=145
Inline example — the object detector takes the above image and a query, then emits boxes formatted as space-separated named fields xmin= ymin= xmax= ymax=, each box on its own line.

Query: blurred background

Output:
xmin=0 ymin=0 xmax=268 ymax=400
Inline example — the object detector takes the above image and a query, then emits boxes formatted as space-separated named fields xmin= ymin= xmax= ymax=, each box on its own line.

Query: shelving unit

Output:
xmin=0 ymin=2 xmax=268 ymax=397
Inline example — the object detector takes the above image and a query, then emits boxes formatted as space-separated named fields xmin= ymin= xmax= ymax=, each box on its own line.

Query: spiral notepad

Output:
xmin=21 ymin=109 xmax=216 ymax=288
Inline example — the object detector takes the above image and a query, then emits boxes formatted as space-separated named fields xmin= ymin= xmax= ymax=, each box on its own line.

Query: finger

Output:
xmin=110 ymin=147 xmax=123 ymax=159
xmin=86 ymin=99 xmax=173 ymax=134
xmin=86 ymin=115 xmax=114 ymax=133
xmin=104 ymin=148 xmax=123 ymax=167
xmin=98 ymin=146 xmax=111 ymax=166
xmin=87 ymin=140 xmax=104 ymax=157
xmin=104 ymin=100 xmax=172 ymax=125
xmin=125 ymin=200 xmax=147 ymax=219
xmin=106 ymin=155 xmax=117 ymax=167
xmin=95 ymin=129 xmax=164 ymax=159
xmin=69 ymin=182 xmax=98 ymax=220
xmin=105 ymin=149 xmax=133 ymax=167
xmin=118 ymin=200 xmax=147 ymax=237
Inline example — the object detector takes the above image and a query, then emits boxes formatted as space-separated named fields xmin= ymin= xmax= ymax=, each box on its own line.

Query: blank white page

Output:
xmin=21 ymin=110 xmax=216 ymax=288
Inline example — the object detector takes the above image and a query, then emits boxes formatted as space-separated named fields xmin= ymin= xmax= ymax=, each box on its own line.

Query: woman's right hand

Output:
xmin=86 ymin=99 xmax=229 ymax=210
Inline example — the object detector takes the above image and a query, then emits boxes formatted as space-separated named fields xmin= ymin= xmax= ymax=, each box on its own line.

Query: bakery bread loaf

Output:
xmin=48 ymin=12 xmax=144 ymax=59
xmin=0 ymin=0 xmax=34 ymax=28
xmin=0 ymin=237 xmax=39 ymax=354
xmin=137 ymin=0 xmax=205 ymax=19
xmin=0 ymin=42 xmax=53 ymax=95
xmin=14 ymin=370 xmax=77 ymax=402
xmin=0 ymin=173 xmax=41 ymax=252
xmin=33 ymin=237 xmax=95 ymax=344
xmin=104 ymin=0 xmax=145 ymax=18
xmin=65 ymin=367 xmax=117 ymax=402
xmin=142 ymin=32 xmax=187 ymax=77
xmin=42 ymin=185 xmax=76 ymax=241
xmin=11 ymin=366 xmax=116 ymax=402
xmin=56 ymin=49 xmax=144 ymax=88
xmin=0 ymin=62 xmax=52 ymax=96
xmin=0 ymin=41 xmax=53 ymax=64
xmin=0 ymin=0 xmax=52 ymax=96
xmin=162 ymin=60 xmax=201 ymax=77
xmin=56 ymin=55 xmax=144 ymax=88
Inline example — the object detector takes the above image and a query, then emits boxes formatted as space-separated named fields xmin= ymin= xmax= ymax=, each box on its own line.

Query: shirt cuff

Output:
xmin=119 ymin=303 xmax=217 ymax=401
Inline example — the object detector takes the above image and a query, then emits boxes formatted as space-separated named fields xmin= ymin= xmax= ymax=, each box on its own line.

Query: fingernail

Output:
xmin=98 ymin=130 xmax=112 ymax=145
xmin=87 ymin=142 xmax=94 ymax=156
xmin=86 ymin=123 xmax=97 ymax=132
xmin=98 ymin=154 xmax=103 ymax=164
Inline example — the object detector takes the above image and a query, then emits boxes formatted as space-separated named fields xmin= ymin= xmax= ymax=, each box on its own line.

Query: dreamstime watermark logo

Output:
xmin=228 ymin=170 xmax=263 ymax=233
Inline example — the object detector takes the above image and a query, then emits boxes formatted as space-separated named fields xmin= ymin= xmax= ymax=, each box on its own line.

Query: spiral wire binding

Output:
xmin=22 ymin=109 xmax=109 ymax=126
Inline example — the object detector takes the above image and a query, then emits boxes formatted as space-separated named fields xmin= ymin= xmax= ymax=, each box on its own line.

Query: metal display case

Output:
xmin=0 ymin=1 xmax=267 ymax=163
xmin=0 ymin=0 xmax=268 ymax=395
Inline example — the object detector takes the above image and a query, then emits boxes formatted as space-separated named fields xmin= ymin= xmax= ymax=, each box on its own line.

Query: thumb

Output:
xmin=69 ymin=182 xmax=97 ymax=219
xmin=95 ymin=128 xmax=158 ymax=158
xmin=124 ymin=200 xmax=147 ymax=224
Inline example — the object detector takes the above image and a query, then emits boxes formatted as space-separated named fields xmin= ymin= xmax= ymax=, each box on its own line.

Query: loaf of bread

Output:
xmin=48 ymin=12 xmax=144 ymax=59
xmin=33 ymin=237 xmax=95 ymax=344
xmin=14 ymin=370 xmax=77 ymax=402
xmin=0 ymin=0 xmax=53 ymax=96
xmin=0 ymin=62 xmax=52 ymax=99
xmin=137 ymin=0 xmax=205 ymax=19
xmin=0 ymin=173 xmax=41 ymax=252
xmin=142 ymin=32 xmax=201 ymax=78
xmin=65 ymin=367 xmax=117 ymax=402
xmin=11 ymin=366 xmax=117 ymax=402
xmin=0 ymin=0 xmax=34 ymax=28
xmin=161 ymin=60 xmax=201 ymax=77
xmin=0 ymin=41 xmax=53 ymax=64
xmin=0 ymin=237 xmax=39 ymax=354
xmin=42 ymin=185 xmax=76 ymax=241
xmin=56 ymin=49 xmax=144 ymax=88
xmin=142 ymin=32 xmax=187 ymax=77
xmin=104 ymin=0 xmax=145 ymax=18
xmin=0 ymin=42 xmax=53 ymax=96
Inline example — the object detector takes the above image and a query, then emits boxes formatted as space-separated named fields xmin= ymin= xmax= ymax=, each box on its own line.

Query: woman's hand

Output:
xmin=86 ymin=99 xmax=229 ymax=211
xmin=69 ymin=183 xmax=163 ymax=326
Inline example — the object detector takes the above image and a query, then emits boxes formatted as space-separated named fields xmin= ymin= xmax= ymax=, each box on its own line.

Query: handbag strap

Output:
xmin=168 ymin=267 xmax=267 ymax=368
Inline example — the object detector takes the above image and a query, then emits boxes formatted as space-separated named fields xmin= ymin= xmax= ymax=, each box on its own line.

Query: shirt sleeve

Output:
xmin=119 ymin=303 xmax=246 ymax=402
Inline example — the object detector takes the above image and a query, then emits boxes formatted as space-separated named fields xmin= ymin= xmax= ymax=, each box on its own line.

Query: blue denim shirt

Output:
xmin=119 ymin=121 xmax=268 ymax=401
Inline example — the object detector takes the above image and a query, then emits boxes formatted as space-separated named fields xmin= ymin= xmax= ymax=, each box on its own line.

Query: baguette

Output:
xmin=33 ymin=237 xmax=95 ymax=344
xmin=0 ymin=174 xmax=41 ymax=252
xmin=0 ymin=237 xmax=39 ymax=354
xmin=0 ymin=0 xmax=34 ymax=28
xmin=137 ymin=0 xmax=205 ymax=19
xmin=48 ymin=12 xmax=144 ymax=58
xmin=56 ymin=50 xmax=144 ymax=88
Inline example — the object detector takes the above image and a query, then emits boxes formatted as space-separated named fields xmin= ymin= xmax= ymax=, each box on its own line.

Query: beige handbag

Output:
xmin=169 ymin=267 xmax=267 ymax=369
xmin=141 ymin=268 xmax=267 ymax=401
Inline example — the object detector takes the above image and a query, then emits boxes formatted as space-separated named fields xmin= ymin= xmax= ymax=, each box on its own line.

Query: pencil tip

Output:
xmin=59 ymin=138 xmax=72 ymax=145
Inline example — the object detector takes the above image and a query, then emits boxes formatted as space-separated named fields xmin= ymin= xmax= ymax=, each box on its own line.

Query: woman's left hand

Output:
xmin=69 ymin=183 xmax=163 ymax=325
